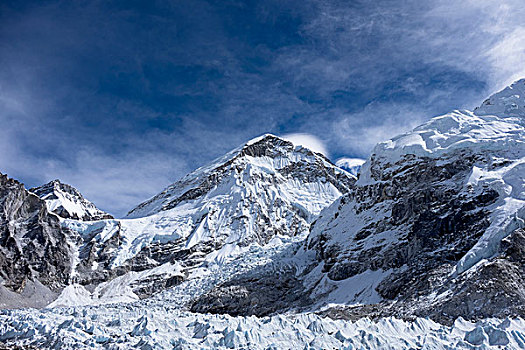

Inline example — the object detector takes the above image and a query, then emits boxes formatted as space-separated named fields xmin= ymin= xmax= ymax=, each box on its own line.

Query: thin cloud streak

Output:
xmin=0 ymin=0 xmax=524 ymax=215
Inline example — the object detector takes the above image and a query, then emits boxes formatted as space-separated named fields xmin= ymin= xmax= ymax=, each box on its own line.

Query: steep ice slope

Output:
xmin=475 ymin=78 xmax=525 ymax=117
xmin=30 ymin=180 xmax=113 ymax=221
xmin=52 ymin=134 xmax=354 ymax=305
xmin=0 ymin=173 xmax=74 ymax=308
xmin=298 ymin=78 xmax=525 ymax=323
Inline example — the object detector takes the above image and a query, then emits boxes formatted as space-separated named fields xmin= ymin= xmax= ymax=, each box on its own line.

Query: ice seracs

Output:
xmin=1 ymin=304 xmax=524 ymax=349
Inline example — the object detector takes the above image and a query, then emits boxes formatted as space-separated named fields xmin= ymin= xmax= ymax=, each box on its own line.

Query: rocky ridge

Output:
xmin=30 ymin=180 xmax=113 ymax=221
xmin=299 ymin=79 xmax=525 ymax=324
xmin=0 ymin=174 xmax=74 ymax=308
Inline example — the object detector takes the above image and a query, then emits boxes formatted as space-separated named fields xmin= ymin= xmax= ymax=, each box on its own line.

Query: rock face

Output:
xmin=0 ymin=173 xmax=73 ymax=307
xmin=190 ymin=263 xmax=310 ymax=317
xmin=296 ymin=79 xmax=525 ymax=324
xmin=48 ymin=134 xmax=354 ymax=306
xmin=30 ymin=180 xmax=113 ymax=221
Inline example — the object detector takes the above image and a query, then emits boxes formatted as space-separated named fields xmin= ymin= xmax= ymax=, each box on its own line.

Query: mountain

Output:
xmin=0 ymin=174 xmax=74 ymax=308
xmin=190 ymin=79 xmax=525 ymax=323
xmin=126 ymin=134 xmax=353 ymax=220
xmin=30 ymin=180 xmax=113 ymax=221
xmin=1 ymin=81 xmax=525 ymax=348
xmin=297 ymin=79 xmax=525 ymax=323
xmin=47 ymin=134 xmax=355 ymax=306
xmin=335 ymin=157 xmax=366 ymax=177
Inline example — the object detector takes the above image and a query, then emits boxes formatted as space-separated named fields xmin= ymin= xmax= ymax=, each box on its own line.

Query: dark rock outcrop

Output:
xmin=0 ymin=173 xmax=73 ymax=296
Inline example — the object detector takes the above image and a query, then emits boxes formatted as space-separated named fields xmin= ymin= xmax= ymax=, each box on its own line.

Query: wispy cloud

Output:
xmin=281 ymin=133 xmax=328 ymax=156
xmin=0 ymin=0 xmax=524 ymax=215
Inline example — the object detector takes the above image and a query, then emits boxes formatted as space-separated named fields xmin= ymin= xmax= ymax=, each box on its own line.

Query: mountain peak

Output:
xmin=474 ymin=78 xmax=525 ymax=117
xmin=237 ymin=133 xmax=328 ymax=161
xmin=30 ymin=180 xmax=113 ymax=221
xmin=244 ymin=133 xmax=281 ymax=145
xmin=126 ymin=133 xmax=353 ymax=219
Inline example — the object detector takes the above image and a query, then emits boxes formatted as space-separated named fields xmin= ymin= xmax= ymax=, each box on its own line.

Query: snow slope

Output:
xmin=475 ymin=78 xmax=525 ymax=117
xmin=335 ymin=157 xmax=366 ymax=176
xmin=49 ymin=134 xmax=354 ymax=306
xmin=30 ymin=180 xmax=113 ymax=221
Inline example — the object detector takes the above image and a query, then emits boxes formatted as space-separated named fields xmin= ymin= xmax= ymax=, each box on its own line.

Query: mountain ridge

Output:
xmin=0 ymin=79 xmax=525 ymax=349
xmin=30 ymin=179 xmax=113 ymax=221
xmin=42 ymin=133 xmax=355 ymax=307
xmin=189 ymin=78 xmax=525 ymax=324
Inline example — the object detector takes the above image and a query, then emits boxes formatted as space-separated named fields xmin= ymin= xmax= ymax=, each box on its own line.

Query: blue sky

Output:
xmin=1 ymin=0 xmax=524 ymax=216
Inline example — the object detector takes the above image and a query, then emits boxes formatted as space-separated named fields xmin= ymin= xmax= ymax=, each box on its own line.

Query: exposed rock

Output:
xmin=297 ymin=80 xmax=525 ymax=324
xmin=190 ymin=264 xmax=311 ymax=317
xmin=0 ymin=173 xmax=73 ymax=299
xmin=30 ymin=180 xmax=113 ymax=221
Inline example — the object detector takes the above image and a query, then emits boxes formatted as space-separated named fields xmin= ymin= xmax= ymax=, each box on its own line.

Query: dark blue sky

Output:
xmin=1 ymin=0 xmax=524 ymax=216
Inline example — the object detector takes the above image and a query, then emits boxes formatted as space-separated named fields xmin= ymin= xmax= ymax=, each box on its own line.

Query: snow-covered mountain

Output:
xmin=2 ymin=80 xmax=525 ymax=348
xmin=126 ymin=134 xmax=353 ymax=220
xmin=188 ymin=79 xmax=525 ymax=324
xmin=294 ymin=79 xmax=525 ymax=323
xmin=335 ymin=157 xmax=366 ymax=176
xmin=45 ymin=134 xmax=355 ymax=306
xmin=30 ymin=180 xmax=113 ymax=221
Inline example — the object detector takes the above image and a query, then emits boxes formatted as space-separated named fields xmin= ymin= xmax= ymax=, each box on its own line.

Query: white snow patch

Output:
xmin=335 ymin=157 xmax=366 ymax=176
